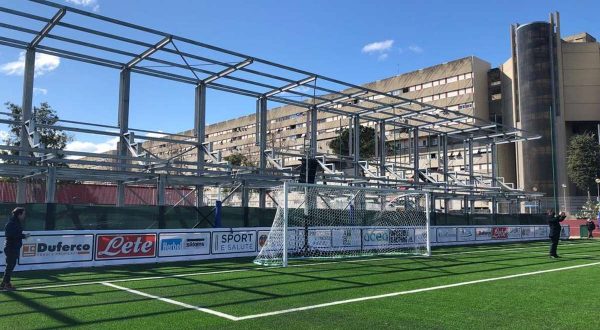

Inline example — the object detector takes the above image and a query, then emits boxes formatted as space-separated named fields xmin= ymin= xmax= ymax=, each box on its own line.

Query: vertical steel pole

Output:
xmin=353 ymin=115 xmax=360 ymax=178
xmin=379 ymin=121 xmax=386 ymax=178
xmin=310 ymin=106 xmax=317 ymax=158
xmin=17 ymin=48 xmax=36 ymax=204
xmin=425 ymin=192 xmax=431 ymax=256
xmin=413 ymin=127 xmax=419 ymax=184
xmin=195 ymin=83 xmax=206 ymax=207
xmin=258 ymin=97 xmax=267 ymax=208
xmin=116 ymin=69 xmax=131 ymax=207
xmin=282 ymin=181 xmax=289 ymax=267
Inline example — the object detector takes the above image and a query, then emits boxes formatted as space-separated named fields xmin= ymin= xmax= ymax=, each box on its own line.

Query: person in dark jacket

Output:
xmin=547 ymin=209 xmax=566 ymax=258
xmin=1 ymin=207 xmax=30 ymax=291
xmin=587 ymin=218 xmax=596 ymax=239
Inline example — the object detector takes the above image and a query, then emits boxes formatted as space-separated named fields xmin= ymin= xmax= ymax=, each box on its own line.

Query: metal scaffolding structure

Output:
xmin=0 ymin=0 xmax=543 ymax=212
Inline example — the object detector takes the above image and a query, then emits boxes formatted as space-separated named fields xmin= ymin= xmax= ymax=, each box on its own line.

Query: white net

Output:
xmin=254 ymin=183 xmax=430 ymax=267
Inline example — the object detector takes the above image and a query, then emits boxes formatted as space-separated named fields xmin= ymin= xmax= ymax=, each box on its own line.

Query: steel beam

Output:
xmin=17 ymin=48 xmax=35 ymax=204
xmin=468 ymin=138 xmax=474 ymax=213
xmin=45 ymin=166 xmax=56 ymax=203
xmin=30 ymin=8 xmax=65 ymax=48
xmin=258 ymin=96 xmax=268 ymax=208
xmin=116 ymin=69 xmax=131 ymax=207
xmin=413 ymin=127 xmax=419 ymax=184
xmin=353 ymin=115 xmax=360 ymax=178
xmin=310 ymin=106 xmax=318 ymax=158
xmin=195 ymin=83 xmax=206 ymax=207
xmin=379 ymin=121 xmax=386 ymax=177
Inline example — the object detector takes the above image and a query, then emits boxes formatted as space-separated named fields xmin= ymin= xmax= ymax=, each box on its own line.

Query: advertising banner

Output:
xmin=19 ymin=235 xmax=94 ymax=265
xmin=96 ymin=234 xmax=156 ymax=260
xmin=213 ymin=231 xmax=256 ymax=254
xmin=476 ymin=227 xmax=492 ymax=240
xmin=560 ymin=226 xmax=570 ymax=238
xmin=332 ymin=228 xmax=361 ymax=248
xmin=389 ymin=228 xmax=415 ymax=245
xmin=362 ymin=229 xmax=390 ymax=246
xmin=158 ymin=232 xmax=210 ymax=257
xmin=491 ymin=227 xmax=509 ymax=240
xmin=437 ymin=228 xmax=457 ymax=242
xmin=414 ymin=228 xmax=432 ymax=243
xmin=257 ymin=230 xmax=297 ymax=251
xmin=507 ymin=227 xmax=521 ymax=239
xmin=535 ymin=226 xmax=549 ymax=238
xmin=457 ymin=228 xmax=476 ymax=242
xmin=307 ymin=230 xmax=332 ymax=248
xmin=521 ymin=226 xmax=535 ymax=238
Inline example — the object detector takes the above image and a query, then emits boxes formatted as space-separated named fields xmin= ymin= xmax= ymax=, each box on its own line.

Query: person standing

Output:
xmin=586 ymin=218 xmax=596 ymax=239
xmin=1 ymin=207 xmax=30 ymax=291
xmin=547 ymin=209 xmax=566 ymax=258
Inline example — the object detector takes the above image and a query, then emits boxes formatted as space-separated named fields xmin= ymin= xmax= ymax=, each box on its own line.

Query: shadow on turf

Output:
xmin=4 ymin=290 xmax=80 ymax=326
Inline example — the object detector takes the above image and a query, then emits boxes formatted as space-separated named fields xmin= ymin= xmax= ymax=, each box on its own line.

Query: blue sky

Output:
xmin=0 ymin=0 xmax=599 ymax=153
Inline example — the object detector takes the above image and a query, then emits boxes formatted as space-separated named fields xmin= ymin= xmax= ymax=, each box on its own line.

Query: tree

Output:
xmin=224 ymin=153 xmax=255 ymax=167
xmin=327 ymin=125 xmax=376 ymax=159
xmin=566 ymin=132 xmax=600 ymax=192
xmin=2 ymin=102 xmax=71 ymax=164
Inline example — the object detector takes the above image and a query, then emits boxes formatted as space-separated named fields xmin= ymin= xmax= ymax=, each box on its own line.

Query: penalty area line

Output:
xmin=101 ymin=282 xmax=241 ymax=321
xmin=233 ymin=260 xmax=600 ymax=321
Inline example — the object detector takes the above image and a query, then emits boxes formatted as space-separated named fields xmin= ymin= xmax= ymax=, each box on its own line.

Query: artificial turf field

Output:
xmin=1 ymin=239 xmax=600 ymax=329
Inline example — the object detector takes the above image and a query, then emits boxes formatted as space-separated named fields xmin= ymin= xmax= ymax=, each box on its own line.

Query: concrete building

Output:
xmin=493 ymin=13 xmax=600 ymax=209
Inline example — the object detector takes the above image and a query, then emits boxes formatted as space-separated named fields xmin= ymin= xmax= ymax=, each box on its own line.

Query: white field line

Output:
xmin=234 ymin=260 xmax=600 ymax=321
xmin=15 ymin=241 xmax=597 ymax=292
xmin=102 ymin=282 xmax=241 ymax=321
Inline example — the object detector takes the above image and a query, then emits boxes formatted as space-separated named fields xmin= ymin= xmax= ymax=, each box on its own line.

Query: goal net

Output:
xmin=254 ymin=182 xmax=430 ymax=267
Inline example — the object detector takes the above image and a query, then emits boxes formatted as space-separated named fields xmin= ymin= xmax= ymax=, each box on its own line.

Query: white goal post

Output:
xmin=254 ymin=182 xmax=431 ymax=267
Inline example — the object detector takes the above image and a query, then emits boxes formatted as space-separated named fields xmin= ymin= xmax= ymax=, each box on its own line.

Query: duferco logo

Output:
xmin=96 ymin=234 xmax=156 ymax=259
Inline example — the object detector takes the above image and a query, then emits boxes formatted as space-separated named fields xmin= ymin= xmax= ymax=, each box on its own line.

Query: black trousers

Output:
xmin=549 ymin=235 xmax=559 ymax=257
xmin=2 ymin=248 xmax=18 ymax=284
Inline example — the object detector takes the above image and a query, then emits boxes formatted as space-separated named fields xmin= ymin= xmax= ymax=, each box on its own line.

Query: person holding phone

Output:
xmin=1 ymin=207 xmax=30 ymax=291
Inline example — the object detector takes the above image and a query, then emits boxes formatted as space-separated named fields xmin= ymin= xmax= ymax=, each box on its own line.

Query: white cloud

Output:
xmin=408 ymin=45 xmax=424 ymax=54
xmin=65 ymin=137 xmax=119 ymax=157
xmin=0 ymin=52 xmax=60 ymax=76
xmin=33 ymin=88 xmax=48 ymax=95
xmin=0 ymin=130 xmax=9 ymax=143
xmin=65 ymin=0 xmax=100 ymax=12
xmin=377 ymin=53 xmax=389 ymax=61
xmin=362 ymin=40 xmax=394 ymax=54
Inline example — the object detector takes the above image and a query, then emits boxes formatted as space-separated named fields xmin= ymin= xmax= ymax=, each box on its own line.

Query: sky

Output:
xmin=0 ymin=0 xmax=599 ymax=154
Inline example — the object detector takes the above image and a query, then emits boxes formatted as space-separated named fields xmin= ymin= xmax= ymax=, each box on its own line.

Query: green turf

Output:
xmin=1 ymin=240 xmax=599 ymax=329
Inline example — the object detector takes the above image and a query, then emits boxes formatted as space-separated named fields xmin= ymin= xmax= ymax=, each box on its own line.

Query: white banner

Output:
xmin=20 ymin=235 xmax=94 ymax=265
xmin=437 ymin=228 xmax=457 ymax=242
xmin=362 ymin=229 xmax=389 ymax=246
xmin=507 ymin=227 xmax=522 ymax=239
xmin=257 ymin=230 xmax=297 ymax=251
xmin=457 ymin=228 xmax=476 ymax=241
xmin=332 ymin=228 xmax=361 ymax=248
xmin=308 ymin=230 xmax=332 ymax=248
xmin=476 ymin=227 xmax=492 ymax=241
xmin=212 ymin=231 xmax=256 ymax=254
xmin=159 ymin=232 xmax=210 ymax=257
xmin=521 ymin=227 xmax=535 ymax=238
xmin=535 ymin=226 xmax=549 ymax=238
xmin=415 ymin=228 xmax=431 ymax=243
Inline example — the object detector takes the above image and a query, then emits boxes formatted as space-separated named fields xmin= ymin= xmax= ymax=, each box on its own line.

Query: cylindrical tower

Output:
xmin=515 ymin=22 xmax=558 ymax=196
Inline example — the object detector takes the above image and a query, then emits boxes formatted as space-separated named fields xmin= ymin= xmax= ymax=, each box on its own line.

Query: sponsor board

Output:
xmin=96 ymin=234 xmax=156 ymax=260
xmin=19 ymin=235 xmax=94 ymax=264
xmin=213 ymin=231 xmax=256 ymax=254
xmin=414 ymin=228 xmax=431 ymax=244
xmin=491 ymin=227 xmax=509 ymax=240
xmin=390 ymin=228 xmax=415 ymax=245
xmin=535 ymin=226 xmax=549 ymax=238
xmin=521 ymin=227 xmax=535 ymax=238
xmin=257 ymin=230 xmax=297 ymax=251
xmin=308 ymin=230 xmax=332 ymax=248
xmin=508 ymin=227 xmax=521 ymax=239
xmin=560 ymin=226 xmax=569 ymax=238
xmin=457 ymin=228 xmax=476 ymax=241
xmin=362 ymin=229 xmax=389 ymax=246
xmin=476 ymin=227 xmax=492 ymax=240
xmin=158 ymin=233 xmax=210 ymax=257
xmin=437 ymin=228 xmax=457 ymax=242
xmin=332 ymin=228 xmax=361 ymax=247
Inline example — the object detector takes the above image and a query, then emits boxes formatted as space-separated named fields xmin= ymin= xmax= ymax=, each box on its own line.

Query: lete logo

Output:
xmin=96 ymin=234 xmax=156 ymax=259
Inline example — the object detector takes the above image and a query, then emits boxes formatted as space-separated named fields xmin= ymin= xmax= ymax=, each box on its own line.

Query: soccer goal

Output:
xmin=254 ymin=182 xmax=431 ymax=267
